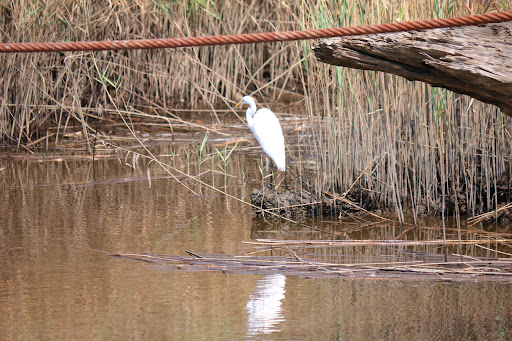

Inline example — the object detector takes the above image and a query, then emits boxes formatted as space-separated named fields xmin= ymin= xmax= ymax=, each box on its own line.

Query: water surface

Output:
xmin=1 ymin=148 xmax=510 ymax=340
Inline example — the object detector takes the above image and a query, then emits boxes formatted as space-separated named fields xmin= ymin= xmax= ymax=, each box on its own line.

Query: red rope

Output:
xmin=1 ymin=11 xmax=511 ymax=53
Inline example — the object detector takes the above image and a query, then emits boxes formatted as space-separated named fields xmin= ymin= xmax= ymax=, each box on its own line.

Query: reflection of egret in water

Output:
xmin=246 ymin=274 xmax=287 ymax=336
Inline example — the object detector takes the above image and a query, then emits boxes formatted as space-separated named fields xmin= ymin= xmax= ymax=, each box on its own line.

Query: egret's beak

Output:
xmin=234 ymin=101 xmax=242 ymax=108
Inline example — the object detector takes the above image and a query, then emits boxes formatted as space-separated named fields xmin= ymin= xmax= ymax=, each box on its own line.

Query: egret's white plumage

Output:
xmin=235 ymin=95 xmax=286 ymax=171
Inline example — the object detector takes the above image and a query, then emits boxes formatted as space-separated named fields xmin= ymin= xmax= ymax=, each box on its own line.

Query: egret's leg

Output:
xmin=269 ymin=159 xmax=275 ymax=190
xmin=264 ymin=156 xmax=270 ymax=189
xmin=284 ymin=166 xmax=287 ymax=189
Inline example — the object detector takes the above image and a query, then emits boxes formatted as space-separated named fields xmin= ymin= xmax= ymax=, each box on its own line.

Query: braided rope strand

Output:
xmin=0 ymin=11 xmax=510 ymax=53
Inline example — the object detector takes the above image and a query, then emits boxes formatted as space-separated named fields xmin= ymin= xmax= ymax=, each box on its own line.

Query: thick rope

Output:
xmin=1 ymin=11 xmax=511 ymax=53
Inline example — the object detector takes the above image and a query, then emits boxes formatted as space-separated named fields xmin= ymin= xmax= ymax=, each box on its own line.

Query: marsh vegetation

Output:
xmin=1 ymin=3 xmax=512 ymax=338
xmin=1 ymin=0 xmax=511 ymax=221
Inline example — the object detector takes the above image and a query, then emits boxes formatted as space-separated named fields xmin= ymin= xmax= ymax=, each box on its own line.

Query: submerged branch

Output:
xmin=111 ymin=250 xmax=512 ymax=281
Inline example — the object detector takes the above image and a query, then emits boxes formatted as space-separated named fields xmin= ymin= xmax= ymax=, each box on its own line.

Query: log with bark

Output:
xmin=312 ymin=22 xmax=512 ymax=116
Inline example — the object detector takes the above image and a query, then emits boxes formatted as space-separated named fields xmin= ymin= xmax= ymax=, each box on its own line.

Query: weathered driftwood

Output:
xmin=313 ymin=22 xmax=512 ymax=116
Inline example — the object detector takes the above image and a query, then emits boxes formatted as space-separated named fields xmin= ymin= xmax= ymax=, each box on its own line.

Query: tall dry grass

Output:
xmin=296 ymin=0 xmax=512 ymax=220
xmin=0 ymin=0 xmax=306 ymax=146
xmin=1 ymin=0 xmax=511 ymax=217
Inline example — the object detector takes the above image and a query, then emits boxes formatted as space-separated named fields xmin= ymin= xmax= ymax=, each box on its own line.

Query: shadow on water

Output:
xmin=0 ymin=144 xmax=511 ymax=339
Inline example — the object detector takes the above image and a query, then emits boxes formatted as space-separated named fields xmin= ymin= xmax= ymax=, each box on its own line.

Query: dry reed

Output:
xmin=296 ymin=0 xmax=512 ymax=220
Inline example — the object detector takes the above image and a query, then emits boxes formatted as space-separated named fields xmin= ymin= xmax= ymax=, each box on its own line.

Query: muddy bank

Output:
xmin=251 ymin=175 xmax=512 ymax=222
xmin=250 ymin=188 xmax=375 ymax=217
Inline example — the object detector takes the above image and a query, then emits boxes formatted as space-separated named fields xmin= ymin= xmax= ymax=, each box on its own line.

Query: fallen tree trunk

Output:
xmin=312 ymin=22 xmax=512 ymax=116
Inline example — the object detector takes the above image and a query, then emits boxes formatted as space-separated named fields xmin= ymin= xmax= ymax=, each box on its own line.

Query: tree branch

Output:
xmin=313 ymin=22 xmax=512 ymax=116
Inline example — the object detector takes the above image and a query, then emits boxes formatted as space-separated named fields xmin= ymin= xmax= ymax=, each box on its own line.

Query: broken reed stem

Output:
xmin=245 ymin=239 xmax=510 ymax=247
xmin=468 ymin=202 xmax=512 ymax=226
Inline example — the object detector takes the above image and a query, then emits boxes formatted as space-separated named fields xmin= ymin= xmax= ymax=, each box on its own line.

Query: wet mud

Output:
xmin=251 ymin=174 xmax=512 ymax=222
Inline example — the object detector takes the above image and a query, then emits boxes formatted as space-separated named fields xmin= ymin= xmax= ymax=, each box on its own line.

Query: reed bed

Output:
xmin=1 ymin=0 xmax=511 ymax=219
xmin=295 ymin=0 xmax=512 ymax=219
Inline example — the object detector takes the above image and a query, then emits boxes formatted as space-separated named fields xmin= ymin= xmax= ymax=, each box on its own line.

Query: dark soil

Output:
xmin=251 ymin=175 xmax=512 ymax=223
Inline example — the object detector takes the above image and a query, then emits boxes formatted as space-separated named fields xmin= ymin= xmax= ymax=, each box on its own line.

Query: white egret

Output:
xmin=235 ymin=96 xmax=286 ymax=173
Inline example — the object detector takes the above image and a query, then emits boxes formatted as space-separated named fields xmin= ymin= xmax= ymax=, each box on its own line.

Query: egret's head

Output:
xmin=234 ymin=95 xmax=255 ymax=109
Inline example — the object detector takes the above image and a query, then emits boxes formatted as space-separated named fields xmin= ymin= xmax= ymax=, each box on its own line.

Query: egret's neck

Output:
xmin=245 ymin=100 xmax=257 ymax=128
xmin=246 ymin=99 xmax=257 ymax=114
xmin=246 ymin=108 xmax=254 ymax=126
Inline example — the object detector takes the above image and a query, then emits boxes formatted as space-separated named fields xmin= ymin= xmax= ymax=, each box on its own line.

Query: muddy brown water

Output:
xmin=1 ymin=145 xmax=511 ymax=340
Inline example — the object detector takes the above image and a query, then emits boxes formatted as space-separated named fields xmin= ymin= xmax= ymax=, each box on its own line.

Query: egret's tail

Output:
xmin=274 ymin=158 xmax=286 ymax=172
